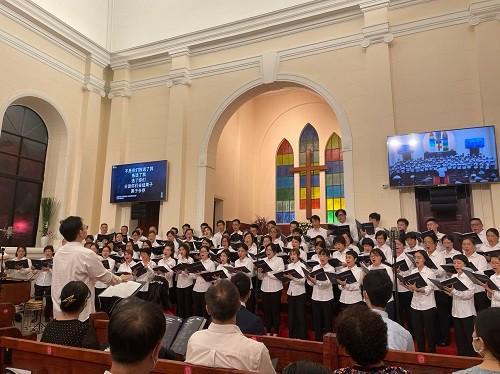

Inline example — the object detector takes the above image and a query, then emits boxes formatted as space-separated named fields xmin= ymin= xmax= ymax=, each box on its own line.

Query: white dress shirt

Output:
xmin=443 ymin=248 xmax=461 ymax=263
xmin=338 ymin=265 xmax=364 ymax=304
xmin=395 ymin=253 xmax=414 ymax=293
xmin=409 ymin=266 xmax=436 ymax=311
xmin=96 ymin=256 xmax=116 ymax=289
xmin=307 ymin=263 xmax=335 ymax=301
xmin=405 ymin=244 xmax=425 ymax=253
xmin=306 ymin=227 xmax=328 ymax=239
xmin=334 ymin=220 xmax=359 ymax=243
xmin=136 ymin=261 xmax=156 ymax=292
xmin=157 ymin=257 xmax=176 ymax=287
xmin=466 ymin=251 xmax=488 ymax=294
xmin=212 ymin=232 xmax=224 ymax=249
xmin=234 ymin=257 xmax=254 ymax=289
xmin=450 ymin=272 xmax=476 ymax=318
xmin=479 ymin=242 xmax=500 ymax=253
xmin=186 ymin=323 xmax=275 ymax=373
xmin=193 ymin=259 xmax=216 ymax=293
xmin=117 ymin=260 xmax=136 ymax=274
xmin=176 ymin=256 xmax=195 ymax=288
xmin=34 ymin=257 xmax=52 ymax=287
xmin=427 ymin=249 xmax=446 ymax=279
xmin=248 ymin=243 xmax=258 ymax=256
xmin=258 ymin=256 xmax=284 ymax=293
xmin=332 ymin=249 xmax=347 ymax=265
xmin=286 ymin=261 xmax=306 ymax=296
xmin=51 ymin=242 xmax=122 ymax=321
xmin=216 ymin=263 xmax=232 ymax=279
xmin=489 ymin=273 xmax=500 ymax=307
xmin=376 ymin=244 xmax=394 ymax=264
xmin=372 ymin=309 xmax=415 ymax=352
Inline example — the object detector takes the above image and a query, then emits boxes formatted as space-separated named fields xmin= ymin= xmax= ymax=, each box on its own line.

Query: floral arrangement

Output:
xmin=298 ymin=221 xmax=312 ymax=234
xmin=254 ymin=215 xmax=269 ymax=235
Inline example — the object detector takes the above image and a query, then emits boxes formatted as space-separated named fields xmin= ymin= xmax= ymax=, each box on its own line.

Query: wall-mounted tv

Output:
xmin=387 ymin=126 xmax=498 ymax=188
xmin=110 ymin=160 xmax=167 ymax=203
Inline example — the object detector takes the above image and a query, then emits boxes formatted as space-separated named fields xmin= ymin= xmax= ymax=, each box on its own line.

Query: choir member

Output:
xmin=202 ymin=225 xmax=213 ymax=241
xmin=85 ymin=235 xmax=94 ymax=244
xmin=484 ymin=253 xmax=500 ymax=307
xmin=269 ymin=227 xmax=284 ymax=248
xmin=462 ymin=237 xmax=490 ymax=312
xmin=219 ymin=235 xmax=234 ymax=253
xmin=95 ymin=222 xmax=110 ymax=244
xmin=286 ymin=247 xmax=307 ymax=339
xmin=368 ymin=248 xmax=395 ymax=320
xmin=216 ymin=249 xmax=232 ymax=278
xmin=425 ymin=218 xmax=445 ymax=250
xmin=192 ymin=246 xmax=216 ymax=318
xmin=375 ymin=231 xmax=393 ymax=264
xmin=331 ymin=237 xmax=348 ymax=267
xmin=34 ymin=245 xmax=54 ymax=321
xmin=135 ymin=247 xmax=156 ymax=299
xmin=6 ymin=246 xmax=32 ymax=276
xmin=394 ymin=237 xmax=414 ymax=332
xmin=257 ymin=243 xmax=285 ymax=336
xmin=405 ymin=250 xmax=437 ymax=353
xmin=423 ymin=231 xmax=448 ymax=346
xmin=231 ymin=219 xmax=243 ymax=238
xmin=175 ymin=243 xmax=195 ymax=319
xmin=114 ymin=233 xmax=126 ymax=245
xmin=117 ymin=246 xmax=136 ymax=274
xmin=334 ymin=209 xmax=359 ymax=243
xmin=306 ymin=248 xmax=335 ymax=341
xmin=469 ymin=217 xmax=487 ymax=244
xmin=156 ymin=242 xmax=176 ymax=299
xmin=342 ymin=232 xmax=359 ymax=254
xmin=119 ymin=225 xmax=129 ymax=242
xmin=310 ymin=240 xmax=326 ymax=263
xmin=443 ymin=254 xmax=476 ymax=356
xmin=397 ymin=218 xmax=409 ymax=233
xmin=405 ymin=232 xmax=424 ymax=253
xmin=212 ymin=220 xmax=226 ymax=248
xmin=234 ymin=243 xmax=255 ymax=312
xmin=243 ymin=232 xmax=258 ymax=256
xmin=480 ymin=228 xmax=500 ymax=253
xmin=337 ymin=250 xmax=364 ymax=310
xmin=442 ymin=235 xmax=461 ymax=262
xmin=360 ymin=212 xmax=384 ymax=242
xmin=95 ymin=245 xmax=116 ymax=306
xmin=306 ymin=215 xmax=328 ymax=240
xmin=290 ymin=236 xmax=307 ymax=262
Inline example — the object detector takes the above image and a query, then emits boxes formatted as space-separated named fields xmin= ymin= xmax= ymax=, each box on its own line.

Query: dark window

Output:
xmin=0 ymin=105 xmax=48 ymax=246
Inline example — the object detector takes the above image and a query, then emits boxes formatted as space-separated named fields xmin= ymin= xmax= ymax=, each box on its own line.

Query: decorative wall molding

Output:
xmin=108 ymin=80 xmax=132 ymax=99
xmin=165 ymin=68 xmax=192 ymax=88
xmin=360 ymin=22 xmax=394 ymax=48
xmin=469 ymin=0 xmax=500 ymax=25
xmin=82 ymin=74 xmax=106 ymax=97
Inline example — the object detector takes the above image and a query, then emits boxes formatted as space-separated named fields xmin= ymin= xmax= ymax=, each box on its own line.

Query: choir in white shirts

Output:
xmin=308 ymin=263 xmax=335 ymax=301
xmin=338 ymin=265 xmax=364 ymax=304
xmin=193 ymin=259 xmax=216 ymax=293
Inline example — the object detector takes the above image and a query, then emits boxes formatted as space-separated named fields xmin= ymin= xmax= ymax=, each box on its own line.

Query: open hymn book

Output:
xmin=98 ymin=281 xmax=143 ymax=298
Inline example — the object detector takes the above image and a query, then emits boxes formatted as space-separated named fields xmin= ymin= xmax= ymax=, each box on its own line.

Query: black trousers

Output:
xmin=474 ymin=292 xmax=490 ymax=313
xmin=248 ymin=277 xmax=257 ymax=313
xmin=411 ymin=307 xmax=436 ymax=353
xmin=397 ymin=292 xmax=412 ymax=333
xmin=435 ymin=291 xmax=452 ymax=344
xmin=176 ymin=285 xmax=193 ymax=319
xmin=34 ymin=284 xmax=52 ymax=320
xmin=193 ymin=291 xmax=208 ymax=318
xmin=312 ymin=299 xmax=333 ymax=342
xmin=288 ymin=293 xmax=307 ymax=339
xmin=262 ymin=290 xmax=281 ymax=334
xmin=454 ymin=316 xmax=475 ymax=357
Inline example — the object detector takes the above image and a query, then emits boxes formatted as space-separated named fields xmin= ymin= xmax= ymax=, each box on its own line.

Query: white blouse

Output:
xmin=96 ymin=256 xmax=116 ymax=289
xmin=117 ymin=260 xmax=135 ymax=274
xmin=307 ymin=263 xmax=335 ymax=302
xmin=466 ymin=252 xmax=488 ymax=294
xmin=193 ymin=259 xmax=216 ymax=293
xmin=157 ymin=257 xmax=176 ymax=288
xmin=450 ymin=272 xmax=476 ymax=318
xmin=395 ymin=253 xmax=414 ymax=293
xmin=176 ymin=256 xmax=195 ymax=288
xmin=286 ymin=261 xmax=306 ymax=297
xmin=257 ymin=256 xmax=284 ymax=293
xmin=409 ymin=266 xmax=436 ymax=311
xmin=489 ymin=273 xmax=500 ymax=307
xmin=234 ymin=257 xmax=254 ymax=289
xmin=34 ymin=257 xmax=52 ymax=287
xmin=338 ymin=265 xmax=364 ymax=304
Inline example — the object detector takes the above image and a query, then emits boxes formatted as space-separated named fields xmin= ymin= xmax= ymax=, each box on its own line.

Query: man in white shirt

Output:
xmin=306 ymin=215 xmax=328 ymax=240
xmin=106 ymin=298 xmax=166 ymax=374
xmin=470 ymin=217 xmax=487 ymax=245
xmin=363 ymin=270 xmax=415 ymax=352
xmin=186 ymin=279 xmax=275 ymax=373
xmin=52 ymin=216 xmax=131 ymax=321
xmin=212 ymin=220 xmax=226 ymax=248
xmin=334 ymin=209 xmax=359 ymax=243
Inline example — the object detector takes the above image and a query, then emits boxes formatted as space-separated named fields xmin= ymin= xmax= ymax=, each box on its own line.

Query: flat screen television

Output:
xmin=110 ymin=160 xmax=167 ymax=203
xmin=387 ymin=126 xmax=499 ymax=188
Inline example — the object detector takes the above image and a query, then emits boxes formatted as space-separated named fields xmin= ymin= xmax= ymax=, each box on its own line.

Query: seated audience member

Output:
xmin=231 ymin=272 xmax=265 ymax=335
xmin=363 ymin=271 xmax=414 ymax=352
xmin=334 ymin=304 xmax=410 ymax=374
xmin=185 ymin=279 xmax=275 ymax=373
xmin=283 ymin=361 xmax=332 ymax=374
xmin=106 ymin=298 xmax=166 ymax=374
xmin=41 ymin=281 xmax=99 ymax=349
xmin=454 ymin=308 xmax=500 ymax=374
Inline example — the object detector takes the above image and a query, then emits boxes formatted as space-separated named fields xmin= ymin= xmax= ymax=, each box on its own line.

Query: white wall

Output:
xmin=33 ymin=0 xmax=111 ymax=48
xmin=110 ymin=0 xmax=313 ymax=51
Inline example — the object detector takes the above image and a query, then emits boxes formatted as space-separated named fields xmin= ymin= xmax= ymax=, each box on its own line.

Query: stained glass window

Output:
xmin=299 ymin=124 xmax=320 ymax=210
xmin=325 ymin=132 xmax=345 ymax=223
xmin=0 ymin=105 xmax=48 ymax=246
xmin=276 ymin=139 xmax=295 ymax=224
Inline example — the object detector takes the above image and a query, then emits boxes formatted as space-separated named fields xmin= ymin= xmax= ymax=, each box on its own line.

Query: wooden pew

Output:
xmin=0 ymin=336 xmax=253 ymax=374
xmin=0 ymin=303 xmax=15 ymax=328
xmin=322 ymin=334 xmax=483 ymax=374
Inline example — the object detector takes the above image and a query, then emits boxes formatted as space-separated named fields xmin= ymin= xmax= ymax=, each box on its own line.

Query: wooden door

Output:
xmin=415 ymin=185 xmax=472 ymax=234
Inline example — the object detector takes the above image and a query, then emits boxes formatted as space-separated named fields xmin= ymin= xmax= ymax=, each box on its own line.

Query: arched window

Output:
xmin=0 ymin=105 xmax=48 ymax=246
xmin=276 ymin=139 xmax=295 ymax=224
xmin=325 ymin=132 xmax=345 ymax=223
xmin=299 ymin=124 xmax=320 ymax=210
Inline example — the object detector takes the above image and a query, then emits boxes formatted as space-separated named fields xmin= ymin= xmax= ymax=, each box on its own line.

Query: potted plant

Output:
xmin=40 ymin=197 xmax=59 ymax=247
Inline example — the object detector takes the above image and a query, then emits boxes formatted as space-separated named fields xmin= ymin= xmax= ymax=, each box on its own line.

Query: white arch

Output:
xmin=0 ymin=90 xmax=71 ymax=235
xmin=196 ymin=74 xmax=355 ymax=225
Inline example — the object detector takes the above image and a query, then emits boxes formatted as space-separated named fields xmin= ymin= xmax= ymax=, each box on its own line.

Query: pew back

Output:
xmin=0 ymin=336 xmax=252 ymax=374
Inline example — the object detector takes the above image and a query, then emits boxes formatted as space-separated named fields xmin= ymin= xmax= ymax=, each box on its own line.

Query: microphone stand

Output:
xmin=390 ymin=227 xmax=400 ymax=324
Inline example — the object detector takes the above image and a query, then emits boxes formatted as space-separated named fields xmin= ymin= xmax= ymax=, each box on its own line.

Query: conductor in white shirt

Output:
xmin=186 ymin=279 xmax=276 ymax=373
xmin=51 ymin=216 xmax=131 ymax=322
xmin=363 ymin=269 xmax=415 ymax=352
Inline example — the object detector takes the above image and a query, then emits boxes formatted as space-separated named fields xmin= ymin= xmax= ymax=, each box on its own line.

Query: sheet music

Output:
xmin=99 ymin=281 xmax=142 ymax=298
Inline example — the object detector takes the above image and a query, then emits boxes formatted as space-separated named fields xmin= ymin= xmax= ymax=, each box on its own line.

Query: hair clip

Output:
xmin=62 ymin=294 xmax=76 ymax=305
